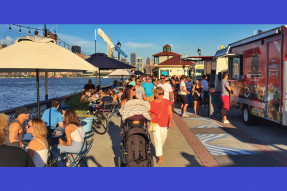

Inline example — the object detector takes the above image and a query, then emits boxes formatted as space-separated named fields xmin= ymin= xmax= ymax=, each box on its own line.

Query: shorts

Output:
xmin=147 ymin=95 xmax=154 ymax=102
xmin=179 ymin=94 xmax=188 ymax=105
xmin=221 ymin=95 xmax=230 ymax=110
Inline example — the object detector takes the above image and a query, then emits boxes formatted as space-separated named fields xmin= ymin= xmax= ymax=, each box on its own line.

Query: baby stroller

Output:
xmin=118 ymin=115 xmax=154 ymax=167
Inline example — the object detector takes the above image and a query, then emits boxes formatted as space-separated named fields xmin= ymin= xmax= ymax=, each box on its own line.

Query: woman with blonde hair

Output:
xmin=149 ymin=87 xmax=173 ymax=164
xmin=0 ymin=113 xmax=35 ymax=167
xmin=26 ymin=118 xmax=49 ymax=167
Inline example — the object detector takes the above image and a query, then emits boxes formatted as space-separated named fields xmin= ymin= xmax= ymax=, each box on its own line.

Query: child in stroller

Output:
xmin=118 ymin=98 xmax=153 ymax=167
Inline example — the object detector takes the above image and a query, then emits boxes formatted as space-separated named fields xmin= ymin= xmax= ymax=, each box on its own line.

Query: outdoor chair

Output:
xmin=64 ymin=131 xmax=94 ymax=167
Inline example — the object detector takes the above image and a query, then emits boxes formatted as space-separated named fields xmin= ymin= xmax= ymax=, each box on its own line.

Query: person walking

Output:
xmin=135 ymin=77 xmax=147 ymax=101
xmin=201 ymin=75 xmax=209 ymax=107
xmin=192 ymin=79 xmax=203 ymax=115
xmin=220 ymin=72 xmax=232 ymax=124
xmin=149 ymin=87 xmax=173 ymax=164
xmin=142 ymin=76 xmax=155 ymax=102
xmin=129 ymin=76 xmax=136 ymax=87
xmin=185 ymin=77 xmax=193 ymax=108
xmin=157 ymin=75 xmax=174 ymax=103
xmin=179 ymin=76 xmax=190 ymax=117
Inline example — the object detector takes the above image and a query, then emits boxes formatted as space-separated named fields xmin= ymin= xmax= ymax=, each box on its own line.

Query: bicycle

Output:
xmin=90 ymin=102 xmax=120 ymax=135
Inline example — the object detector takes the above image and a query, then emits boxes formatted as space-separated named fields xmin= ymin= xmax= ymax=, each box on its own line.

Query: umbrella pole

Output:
xmin=95 ymin=71 xmax=98 ymax=88
xmin=36 ymin=69 xmax=40 ymax=117
xmin=99 ymin=69 xmax=101 ymax=86
xmin=45 ymin=72 xmax=48 ymax=100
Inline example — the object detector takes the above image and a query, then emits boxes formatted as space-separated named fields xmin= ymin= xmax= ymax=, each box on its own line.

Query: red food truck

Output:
xmin=227 ymin=25 xmax=287 ymax=125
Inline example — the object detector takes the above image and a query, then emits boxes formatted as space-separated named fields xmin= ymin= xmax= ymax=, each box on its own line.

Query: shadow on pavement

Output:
xmin=107 ymin=120 xmax=121 ymax=166
xmin=181 ymin=152 xmax=202 ymax=167
xmin=82 ymin=156 xmax=103 ymax=167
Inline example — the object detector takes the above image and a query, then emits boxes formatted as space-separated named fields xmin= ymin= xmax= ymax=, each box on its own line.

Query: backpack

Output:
xmin=124 ymin=127 xmax=150 ymax=167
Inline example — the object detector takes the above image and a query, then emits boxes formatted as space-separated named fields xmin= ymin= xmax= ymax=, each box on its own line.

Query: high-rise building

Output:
xmin=146 ymin=57 xmax=151 ymax=74
xmin=71 ymin=45 xmax=81 ymax=54
xmin=130 ymin=53 xmax=136 ymax=67
xmin=121 ymin=57 xmax=128 ymax=63
xmin=136 ymin=57 xmax=143 ymax=72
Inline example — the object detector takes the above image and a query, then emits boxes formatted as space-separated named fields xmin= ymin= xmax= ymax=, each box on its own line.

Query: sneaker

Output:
xmin=222 ymin=120 xmax=230 ymax=124
xmin=182 ymin=113 xmax=189 ymax=117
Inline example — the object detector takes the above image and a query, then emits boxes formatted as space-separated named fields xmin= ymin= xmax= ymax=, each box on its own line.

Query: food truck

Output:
xmin=227 ymin=26 xmax=287 ymax=125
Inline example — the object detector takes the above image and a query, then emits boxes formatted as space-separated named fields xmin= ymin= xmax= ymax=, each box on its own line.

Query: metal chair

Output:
xmin=64 ymin=131 xmax=94 ymax=167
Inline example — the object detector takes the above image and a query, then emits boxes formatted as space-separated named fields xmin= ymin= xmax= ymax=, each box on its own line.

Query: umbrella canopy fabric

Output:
xmin=109 ymin=69 xmax=134 ymax=76
xmin=0 ymin=35 xmax=98 ymax=72
xmin=86 ymin=53 xmax=133 ymax=70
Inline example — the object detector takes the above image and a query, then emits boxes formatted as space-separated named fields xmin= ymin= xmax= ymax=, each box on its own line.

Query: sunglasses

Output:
xmin=136 ymin=81 xmax=141 ymax=83
xmin=132 ymin=89 xmax=136 ymax=91
xmin=158 ymin=93 xmax=164 ymax=95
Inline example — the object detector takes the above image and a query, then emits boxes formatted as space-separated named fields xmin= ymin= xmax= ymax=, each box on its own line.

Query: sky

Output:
xmin=0 ymin=24 xmax=284 ymax=63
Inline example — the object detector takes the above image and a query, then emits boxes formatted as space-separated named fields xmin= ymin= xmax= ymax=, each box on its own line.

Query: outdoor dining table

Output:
xmin=15 ymin=133 xmax=33 ymax=148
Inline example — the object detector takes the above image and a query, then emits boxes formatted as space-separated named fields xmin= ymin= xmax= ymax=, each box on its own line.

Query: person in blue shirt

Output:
xmin=142 ymin=76 xmax=155 ymax=102
xmin=112 ymin=80 xmax=119 ymax=94
xmin=42 ymin=100 xmax=63 ymax=130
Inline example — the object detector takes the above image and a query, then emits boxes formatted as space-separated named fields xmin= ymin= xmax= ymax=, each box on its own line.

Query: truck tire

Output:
xmin=242 ymin=106 xmax=254 ymax=125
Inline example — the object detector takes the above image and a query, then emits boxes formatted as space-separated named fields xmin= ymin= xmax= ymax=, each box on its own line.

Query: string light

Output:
xmin=8 ymin=24 xmax=92 ymax=56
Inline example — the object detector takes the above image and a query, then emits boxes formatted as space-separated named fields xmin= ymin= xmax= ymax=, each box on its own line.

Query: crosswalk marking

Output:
xmin=196 ymin=134 xmax=257 ymax=155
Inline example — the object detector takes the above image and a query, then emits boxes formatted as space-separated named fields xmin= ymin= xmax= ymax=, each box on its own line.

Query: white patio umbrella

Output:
xmin=0 ymin=35 xmax=98 ymax=116
xmin=108 ymin=69 xmax=134 ymax=76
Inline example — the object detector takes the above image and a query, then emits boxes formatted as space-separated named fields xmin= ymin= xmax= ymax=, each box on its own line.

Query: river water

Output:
xmin=0 ymin=77 xmax=120 ymax=111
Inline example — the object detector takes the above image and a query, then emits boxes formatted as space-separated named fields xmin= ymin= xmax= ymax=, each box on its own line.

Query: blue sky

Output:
xmin=0 ymin=24 xmax=283 ymax=63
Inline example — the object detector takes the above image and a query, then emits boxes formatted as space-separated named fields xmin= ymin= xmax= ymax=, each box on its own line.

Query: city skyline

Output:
xmin=0 ymin=24 xmax=283 ymax=62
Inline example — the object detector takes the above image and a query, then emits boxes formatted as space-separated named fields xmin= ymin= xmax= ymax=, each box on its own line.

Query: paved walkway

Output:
xmin=83 ymin=105 xmax=287 ymax=167
xmin=85 ymin=114 xmax=202 ymax=167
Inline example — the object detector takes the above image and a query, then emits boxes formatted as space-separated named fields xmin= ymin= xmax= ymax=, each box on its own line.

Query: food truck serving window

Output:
xmin=228 ymin=55 xmax=244 ymax=80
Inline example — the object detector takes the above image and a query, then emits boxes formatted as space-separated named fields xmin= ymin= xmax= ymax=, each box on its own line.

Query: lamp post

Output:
xmin=117 ymin=41 xmax=121 ymax=61
xmin=197 ymin=48 xmax=201 ymax=56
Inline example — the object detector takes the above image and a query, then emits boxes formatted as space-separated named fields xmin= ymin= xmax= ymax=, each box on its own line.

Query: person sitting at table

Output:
xmin=0 ymin=113 xmax=35 ymax=167
xmin=26 ymin=118 xmax=48 ymax=167
xmin=5 ymin=107 xmax=30 ymax=147
xmin=42 ymin=100 xmax=63 ymax=131
xmin=57 ymin=110 xmax=85 ymax=166
xmin=99 ymin=89 xmax=115 ymax=110
xmin=80 ymin=90 xmax=90 ymax=103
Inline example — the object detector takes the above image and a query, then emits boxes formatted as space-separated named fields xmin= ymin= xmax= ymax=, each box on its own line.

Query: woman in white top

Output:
xmin=27 ymin=118 xmax=49 ymax=167
xmin=58 ymin=110 xmax=85 ymax=154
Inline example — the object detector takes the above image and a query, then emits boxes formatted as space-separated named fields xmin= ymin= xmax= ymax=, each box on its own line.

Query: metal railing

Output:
xmin=1 ymin=84 xmax=112 ymax=123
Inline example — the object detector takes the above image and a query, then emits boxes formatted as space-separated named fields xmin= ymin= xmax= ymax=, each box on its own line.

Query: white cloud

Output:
xmin=125 ymin=42 xmax=155 ymax=48
xmin=0 ymin=36 xmax=15 ymax=45
xmin=57 ymin=33 xmax=94 ymax=49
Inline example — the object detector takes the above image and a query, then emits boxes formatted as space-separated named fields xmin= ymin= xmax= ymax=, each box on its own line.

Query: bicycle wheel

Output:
xmin=92 ymin=112 xmax=108 ymax=135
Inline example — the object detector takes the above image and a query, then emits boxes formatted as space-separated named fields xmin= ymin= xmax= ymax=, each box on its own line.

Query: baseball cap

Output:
xmin=15 ymin=107 xmax=30 ymax=116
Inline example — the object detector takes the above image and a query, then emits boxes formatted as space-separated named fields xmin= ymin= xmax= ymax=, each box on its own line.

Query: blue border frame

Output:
xmin=1 ymin=0 xmax=287 ymax=190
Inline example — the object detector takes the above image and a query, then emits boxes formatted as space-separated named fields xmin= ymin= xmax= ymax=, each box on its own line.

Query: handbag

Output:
xmin=149 ymin=100 xmax=164 ymax=132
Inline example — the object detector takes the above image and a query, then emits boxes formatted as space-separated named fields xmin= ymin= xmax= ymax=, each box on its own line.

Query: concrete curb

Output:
xmin=173 ymin=114 xmax=220 ymax=167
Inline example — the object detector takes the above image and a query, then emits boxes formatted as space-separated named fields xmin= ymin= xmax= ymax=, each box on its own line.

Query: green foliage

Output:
xmin=66 ymin=93 xmax=89 ymax=111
